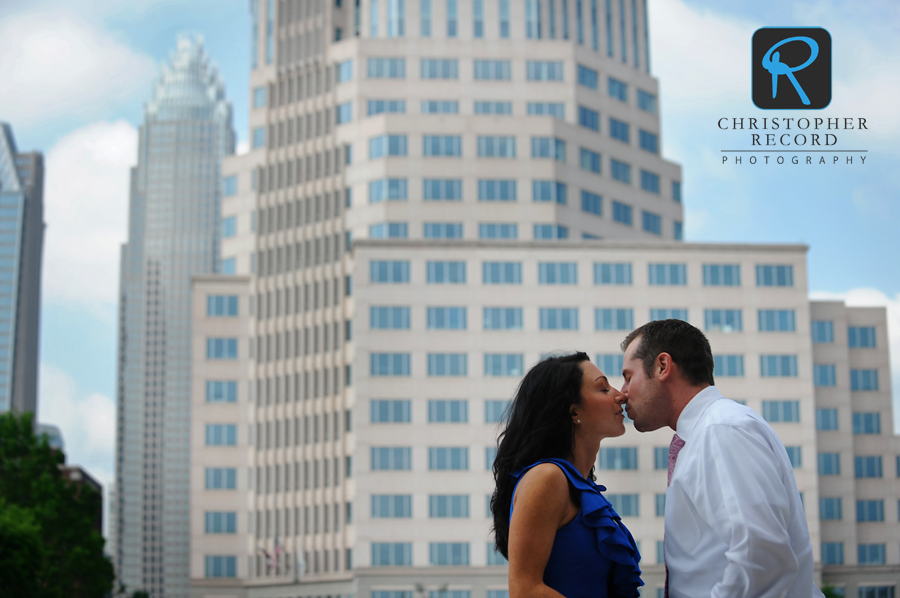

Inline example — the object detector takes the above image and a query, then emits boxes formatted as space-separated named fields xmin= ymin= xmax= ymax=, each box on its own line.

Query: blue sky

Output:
xmin=1 ymin=0 xmax=897 ymax=534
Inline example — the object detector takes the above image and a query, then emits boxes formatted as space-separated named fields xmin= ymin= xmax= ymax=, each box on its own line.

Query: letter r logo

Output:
xmin=752 ymin=28 xmax=831 ymax=109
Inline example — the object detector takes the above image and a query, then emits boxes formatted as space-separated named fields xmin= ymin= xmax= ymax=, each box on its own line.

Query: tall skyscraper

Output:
xmin=0 ymin=122 xmax=44 ymax=416
xmin=188 ymin=3 xmax=898 ymax=597
xmin=114 ymin=35 xmax=234 ymax=598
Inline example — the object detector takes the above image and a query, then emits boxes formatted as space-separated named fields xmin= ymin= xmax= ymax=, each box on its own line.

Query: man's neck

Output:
xmin=671 ymin=383 xmax=711 ymax=431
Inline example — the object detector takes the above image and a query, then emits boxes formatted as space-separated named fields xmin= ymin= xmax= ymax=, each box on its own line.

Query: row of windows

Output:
xmin=369 ymin=306 xmax=807 ymax=333
xmin=364 ymin=212 xmax=677 ymax=239
xmin=346 ymin=58 xmax=642 ymax=86
xmin=601 ymin=445 xmax=803 ymax=471
xmin=256 ymin=190 xmax=344 ymax=235
xmin=370 ymin=399 xmax=509 ymax=423
xmin=820 ymin=498 xmax=900 ymax=523
xmin=821 ymin=542 xmax=900 ymax=568
xmin=370 ymin=542 xmax=506 ymax=567
xmin=370 ymin=447 xmax=497 ymax=471
xmin=370 ymin=261 xmax=795 ymax=287
xmin=816 ymin=454 xmax=900 ymax=478
xmin=368 ymin=352 xmax=805 ymax=379
xmin=345 ymin=0 xmax=650 ymax=72
xmin=811 ymin=321 xmax=878 ymax=347
xmin=358 ymin=97 xmax=571 ymax=119
xmin=362 ymin=128 xmax=660 ymax=162
xmin=815 ymin=366 xmax=882 ymax=391
xmin=254 ymin=410 xmax=351 ymax=450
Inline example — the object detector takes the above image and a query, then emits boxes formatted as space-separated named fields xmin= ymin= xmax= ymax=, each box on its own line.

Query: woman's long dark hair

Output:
xmin=490 ymin=351 xmax=592 ymax=558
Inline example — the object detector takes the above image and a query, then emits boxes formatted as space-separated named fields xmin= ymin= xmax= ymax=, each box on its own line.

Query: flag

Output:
xmin=258 ymin=546 xmax=275 ymax=570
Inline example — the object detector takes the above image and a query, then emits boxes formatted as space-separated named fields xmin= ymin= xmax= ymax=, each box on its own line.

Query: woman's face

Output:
xmin=574 ymin=361 xmax=627 ymax=440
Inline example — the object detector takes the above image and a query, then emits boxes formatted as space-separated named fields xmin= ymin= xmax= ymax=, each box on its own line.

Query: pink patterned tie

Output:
xmin=667 ymin=433 xmax=685 ymax=488
xmin=664 ymin=433 xmax=685 ymax=598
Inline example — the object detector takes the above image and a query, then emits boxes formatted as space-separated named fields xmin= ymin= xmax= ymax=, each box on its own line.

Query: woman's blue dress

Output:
xmin=510 ymin=458 xmax=643 ymax=598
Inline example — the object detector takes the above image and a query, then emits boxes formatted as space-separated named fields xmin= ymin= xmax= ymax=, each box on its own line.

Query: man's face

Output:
xmin=620 ymin=337 xmax=669 ymax=432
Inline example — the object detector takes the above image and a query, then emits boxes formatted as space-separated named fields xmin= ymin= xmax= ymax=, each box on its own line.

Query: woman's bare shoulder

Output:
xmin=516 ymin=463 xmax=570 ymax=502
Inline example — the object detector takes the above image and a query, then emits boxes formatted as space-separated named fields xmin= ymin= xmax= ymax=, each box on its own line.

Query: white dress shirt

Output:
xmin=665 ymin=386 xmax=824 ymax=598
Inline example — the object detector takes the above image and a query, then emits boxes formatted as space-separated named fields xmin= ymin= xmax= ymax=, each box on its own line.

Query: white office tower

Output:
xmin=115 ymin=34 xmax=234 ymax=598
xmin=189 ymin=3 xmax=898 ymax=597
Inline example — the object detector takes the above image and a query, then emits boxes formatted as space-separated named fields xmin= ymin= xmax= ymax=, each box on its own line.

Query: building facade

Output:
xmin=0 ymin=123 xmax=44 ymax=416
xmin=188 ymin=3 xmax=898 ymax=598
xmin=114 ymin=35 xmax=235 ymax=598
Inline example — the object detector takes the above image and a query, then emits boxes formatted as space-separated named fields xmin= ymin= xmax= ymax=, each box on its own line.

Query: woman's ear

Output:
xmin=569 ymin=407 xmax=580 ymax=424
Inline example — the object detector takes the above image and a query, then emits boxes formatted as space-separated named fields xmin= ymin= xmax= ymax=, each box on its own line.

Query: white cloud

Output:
xmin=42 ymin=120 xmax=136 ymax=308
xmin=809 ymin=288 xmax=900 ymax=433
xmin=0 ymin=9 xmax=156 ymax=128
xmin=37 ymin=364 xmax=115 ymax=535
xmin=236 ymin=139 xmax=250 ymax=156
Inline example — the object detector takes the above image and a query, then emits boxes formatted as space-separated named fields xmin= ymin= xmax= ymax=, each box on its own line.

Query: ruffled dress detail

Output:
xmin=511 ymin=458 xmax=643 ymax=598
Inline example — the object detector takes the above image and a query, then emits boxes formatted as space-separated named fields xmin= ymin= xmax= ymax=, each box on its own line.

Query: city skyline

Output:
xmin=0 ymin=0 xmax=896 ymax=545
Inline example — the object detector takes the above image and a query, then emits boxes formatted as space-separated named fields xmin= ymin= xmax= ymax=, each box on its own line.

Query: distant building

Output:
xmin=38 ymin=422 xmax=64 ymax=452
xmin=0 ymin=123 xmax=44 ymax=416
xmin=113 ymin=34 xmax=234 ymax=598
xmin=62 ymin=465 xmax=103 ymax=534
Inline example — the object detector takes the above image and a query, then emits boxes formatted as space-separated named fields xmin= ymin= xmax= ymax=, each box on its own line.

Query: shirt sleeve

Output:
xmin=687 ymin=420 xmax=801 ymax=598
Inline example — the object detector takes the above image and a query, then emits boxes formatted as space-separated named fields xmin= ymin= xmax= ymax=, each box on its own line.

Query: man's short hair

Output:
xmin=620 ymin=319 xmax=715 ymax=386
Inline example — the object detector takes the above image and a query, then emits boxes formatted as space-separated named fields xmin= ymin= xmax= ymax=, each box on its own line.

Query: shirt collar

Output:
xmin=674 ymin=385 xmax=723 ymax=441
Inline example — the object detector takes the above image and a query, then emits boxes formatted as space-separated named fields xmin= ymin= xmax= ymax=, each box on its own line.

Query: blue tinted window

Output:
xmin=368 ymin=58 xmax=406 ymax=78
xmin=851 ymin=369 xmax=879 ymax=391
xmin=473 ymin=60 xmax=511 ymax=79
xmin=474 ymin=101 xmax=512 ymax=115
xmin=368 ymin=99 xmax=406 ymax=115
xmin=612 ymin=201 xmax=632 ymax=226
xmin=756 ymin=265 xmax=794 ymax=287
xmin=639 ymin=130 xmax=659 ymax=153
xmin=421 ymin=59 xmax=458 ymax=79
xmin=478 ymin=223 xmax=517 ymax=239
xmin=703 ymin=264 xmax=740 ymax=286
xmin=421 ymin=100 xmax=459 ymax=114
xmin=640 ymin=170 xmax=660 ymax=193
xmin=580 ymin=148 xmax=601 ymax=173
xmin=608 ymin=77 xmax=628 ymax=101
xmin=581 ymin=191 xmax=602 ymax=216
xmin=482 ymin=262 xmax=521 ymax=284
xmin=478 ymin=180 xmax=517 ymax=201
xmin=848 ymin=326 xmax=876 ymax=348
xmin=811 ymin=320 xmax=834 ymax=343
xmin=642 ymin=211 xmax=661 ymax=235
xmin=207 ymin=295 xmax=238 ymax=316
xmin=705 ymin=309 xmax=742 ymax=332
xmin=477 ymin=136 xmax=516 ymax=157
xmin=427 ymin=261 xmax=466 ymax=283
xmin=578 ymin=106 xmax=599 ymax=131
xmin=577 ymin=64 xmax=598 ymax=89
xmin=610 ymin=118 xmax=630 ymax=143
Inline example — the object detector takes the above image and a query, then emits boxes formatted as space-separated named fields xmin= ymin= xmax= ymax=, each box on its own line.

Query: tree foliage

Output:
xmin=820 ymin=583 xmax=843 ymax=598
xmin=0 ymin=411 xmax=114 ymax=597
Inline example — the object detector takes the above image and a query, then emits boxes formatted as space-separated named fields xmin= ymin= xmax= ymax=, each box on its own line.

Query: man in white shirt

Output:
xmin=619 ymin=319 xmax=824 ymax=598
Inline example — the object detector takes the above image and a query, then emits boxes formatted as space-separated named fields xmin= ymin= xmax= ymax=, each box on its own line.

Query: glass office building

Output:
xmin=0 ymin=123 xmax=44 ymax=416
xmin=113 ymin=35 xmax=234 ymax=598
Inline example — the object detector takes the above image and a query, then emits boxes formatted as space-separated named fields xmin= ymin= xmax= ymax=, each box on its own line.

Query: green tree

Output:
xmin=0 ymin=500 xmax=43 ymax=596
xmin=821 ymin=583 xmax=842 ymax=598
xmin=0 ymin=411 xmax=114 ymax=597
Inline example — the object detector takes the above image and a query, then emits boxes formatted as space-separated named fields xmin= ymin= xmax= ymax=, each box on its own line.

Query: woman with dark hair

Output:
xmin=490 ymin=352 xmax=642 ymax=597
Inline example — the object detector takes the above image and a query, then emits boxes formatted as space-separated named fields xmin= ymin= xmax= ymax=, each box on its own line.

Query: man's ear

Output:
xmin=656 ymin=352 xmax=674 ymax=381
